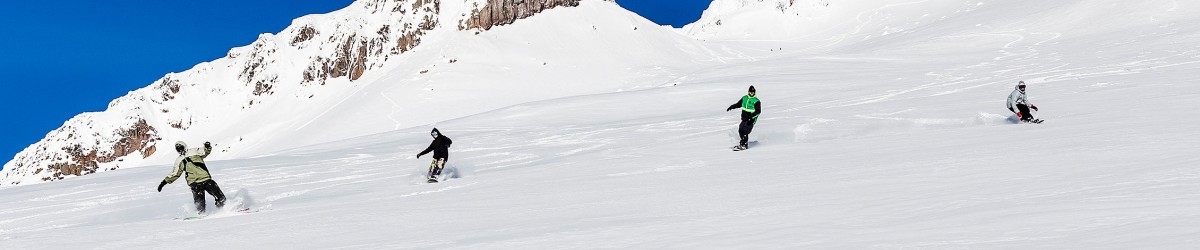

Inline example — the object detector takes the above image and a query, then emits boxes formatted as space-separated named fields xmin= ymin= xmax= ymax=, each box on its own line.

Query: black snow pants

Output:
xmin=189 ymin=179 xmax=226 ymax=213
xmin=1016 ymin=104 xmax=1034 ymax=122
xmin=738 ymin=119 xmax=755 ymax=147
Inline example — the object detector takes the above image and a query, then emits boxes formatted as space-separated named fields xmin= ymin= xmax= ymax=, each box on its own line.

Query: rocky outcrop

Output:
xmin=253 ymin=79 xmax=276 ymax=96
xmin=460 ymin=0 xmax=595 ymax=31
xmin=240 ymin=37 xmax=281 ymax=97
xmin=42 ymin=119 xmax=160 ymax=182
xmin=303 ymin=34 xmax=373 ymax=83
xmin=153 ymin=76 xmax=181 ymax=103
xmin=291 ymin=26 xmax=319 ymax=46
xmin=142 ymin=145 xmax=156 ymax=159
xmin=168 ymin=118 xmax=192 ymax=130
xmin=303 ymin=0 xmax=441 ymax=85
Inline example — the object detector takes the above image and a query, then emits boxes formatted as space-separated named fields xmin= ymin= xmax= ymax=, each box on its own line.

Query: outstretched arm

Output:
xmin=163 ymin=159 xmax=185 ymax=184
xmin=726 ymin=99 xmax=743 ymax=111
xmin=417 ymin=142 xmax=435 ymax=158
xmin=182 ymin=142 xmax=213 ymax=159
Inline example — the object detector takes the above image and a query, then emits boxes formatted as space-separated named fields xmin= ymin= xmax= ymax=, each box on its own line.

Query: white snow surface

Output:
xmin=4 ymin=0 xmax=1200 ymax=248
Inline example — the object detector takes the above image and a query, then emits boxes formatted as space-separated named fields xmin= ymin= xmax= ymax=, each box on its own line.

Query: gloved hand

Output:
xmin=157 ymin=180 xmax=167 ymax=192
xmin=726 ymin=107 xmax=734 ymax=112
xmin=416 ymin=154 xmax=423 ymax=159
xmin=204 ymin=141 xmax=212 ymax=150
xmin=1031 ymin=105 xmax=1039 ymax=111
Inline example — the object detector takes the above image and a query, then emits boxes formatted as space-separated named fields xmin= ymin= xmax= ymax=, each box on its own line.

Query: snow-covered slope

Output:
xmin=0 ymin=0 xmax=726 ymax=186
xmin=684 ymin=0 xmax=1199 ymax=54
xmin=3 ymin=0 xmax=1200 ymax=248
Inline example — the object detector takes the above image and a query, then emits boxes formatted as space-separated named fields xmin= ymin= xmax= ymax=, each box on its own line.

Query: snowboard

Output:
xmin=731 ymin=145 xmax=747 ymax=151
xmin=179 ymin=215 xmax=205 ymax=221
xmin=427 ymin=171 xmax=453 ymax=183
xmin=175 ymin=207 xmax=255 ymax=221
xmin=424 ymin=165 xmax=460 ymax=183
xmin=426 ymin=168 xmax=445 ymax=183
xmin=1015 ymin=110 xmax=1043 ymax=124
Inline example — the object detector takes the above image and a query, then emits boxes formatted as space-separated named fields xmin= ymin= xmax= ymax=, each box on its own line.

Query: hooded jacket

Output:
xmin=1007 ymin=84 xmax=1030 ymax=112
xmin=163 ymin=142 xmax=213 ymax=185
xmin=419 ymin=128 xmax=453 ymax=160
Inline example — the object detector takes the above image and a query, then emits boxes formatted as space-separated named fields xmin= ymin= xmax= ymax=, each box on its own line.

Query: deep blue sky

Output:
xmin=0 ymin=0 xmax=710 ymax=170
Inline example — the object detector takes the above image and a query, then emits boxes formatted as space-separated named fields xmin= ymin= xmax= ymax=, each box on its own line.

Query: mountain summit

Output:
xmin=1 ymin=0 xmax=719 ymax=186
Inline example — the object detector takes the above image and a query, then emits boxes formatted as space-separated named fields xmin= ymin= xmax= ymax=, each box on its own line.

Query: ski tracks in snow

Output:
xmin=396 ymin=182 xmax=478 ymax=198
xmin=804 ymin=0 xmax=934 ymax=52
xmin=790 ymin=112 xmax=1012 ymax=144
xmin=607 ymin=160 xmax=707 ymax=177
xmin=380 ymin=92 xmax=405 ymax=130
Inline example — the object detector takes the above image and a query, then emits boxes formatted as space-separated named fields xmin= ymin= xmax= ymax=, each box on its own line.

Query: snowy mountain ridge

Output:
xmin=1 ymin=0 xmax=715 ymax=186
xmin=0 ymin=0 xmax=445 ymax=185
xmin=683 ymin=0 xmax=1192 ymax=53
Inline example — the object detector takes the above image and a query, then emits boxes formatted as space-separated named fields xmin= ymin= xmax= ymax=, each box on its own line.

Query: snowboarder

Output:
xmin=726 ymin=86 xmax=761 ymax=150
xmin=417 ymin=128 xmax=452 ymax=183
xmin=157 ymin=141 xmax=226 ymax=214
xmin=1007 ymin=81 xmax=1041 ymax=123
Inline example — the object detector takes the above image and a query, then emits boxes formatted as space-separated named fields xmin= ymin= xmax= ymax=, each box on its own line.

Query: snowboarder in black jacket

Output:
xmin=727 ymin=86 xmax=761 ymax=150
xmin=417 ymin=128 xmax=452 ymax=183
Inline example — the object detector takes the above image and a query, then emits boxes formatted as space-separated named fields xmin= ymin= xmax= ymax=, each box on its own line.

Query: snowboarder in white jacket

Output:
xmin=1007 ymin=81 xmax=1040 ymax=123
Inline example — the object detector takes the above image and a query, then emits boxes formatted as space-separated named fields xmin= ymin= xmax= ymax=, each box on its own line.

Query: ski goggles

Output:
xmin=431 ymin=131 xmax=439 ymax=137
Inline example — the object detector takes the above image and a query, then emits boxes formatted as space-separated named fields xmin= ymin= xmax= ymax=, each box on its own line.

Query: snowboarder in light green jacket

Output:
xmin=157 ymin=141 xmax=226 ymax=213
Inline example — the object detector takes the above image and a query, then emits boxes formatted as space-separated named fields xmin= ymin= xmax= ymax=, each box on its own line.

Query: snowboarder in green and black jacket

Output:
xmin=727 ymin=86 xmax=761 ymax=150
xmin=158 ymin=141 xmax=226 ymax=213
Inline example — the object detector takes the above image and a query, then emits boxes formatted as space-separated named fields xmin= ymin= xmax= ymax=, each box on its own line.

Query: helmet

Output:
xmin=748 ymin=85 xmax=756 ymax=93
xmin=175 ymin=141 xmax=187 ymax=154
